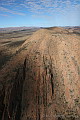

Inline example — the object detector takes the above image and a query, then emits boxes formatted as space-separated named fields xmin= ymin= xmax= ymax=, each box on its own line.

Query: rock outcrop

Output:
xmin=0 ymin=28 xmax=80 ymax=120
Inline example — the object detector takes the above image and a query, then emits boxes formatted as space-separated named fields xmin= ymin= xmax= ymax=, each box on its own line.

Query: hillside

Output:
xmin=0 ymin=27 xmax=80 ymax=120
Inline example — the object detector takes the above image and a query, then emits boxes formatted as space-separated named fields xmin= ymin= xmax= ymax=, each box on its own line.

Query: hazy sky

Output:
xmin=0 ymin=0 xmax=80 ymax=27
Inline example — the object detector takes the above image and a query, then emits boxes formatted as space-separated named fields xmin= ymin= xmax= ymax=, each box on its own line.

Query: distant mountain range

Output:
xmin=0 ymin=26 xmax=80 ymax=33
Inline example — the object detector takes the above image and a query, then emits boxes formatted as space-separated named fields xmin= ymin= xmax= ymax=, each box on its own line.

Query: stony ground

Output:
xmin=0 ymin=27 xmax=80 ymax=120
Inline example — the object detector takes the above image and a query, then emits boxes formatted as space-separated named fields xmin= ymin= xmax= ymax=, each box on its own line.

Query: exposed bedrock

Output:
xmin=0 ymin=29 xmax=80 ymax=120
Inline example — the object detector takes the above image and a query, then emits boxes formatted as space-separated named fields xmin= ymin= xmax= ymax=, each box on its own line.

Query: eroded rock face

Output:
xmin=0 ymin=28 xmax=80 ymax=120
xmin=1 ymin=59 xmax=26 ymax=120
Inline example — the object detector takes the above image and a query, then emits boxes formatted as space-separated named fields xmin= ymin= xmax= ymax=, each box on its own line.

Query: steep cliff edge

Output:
xmin=0 ymin=28 xmax=80 ymax=120
xmin=0 ymin=59 xmax=26 ymax=120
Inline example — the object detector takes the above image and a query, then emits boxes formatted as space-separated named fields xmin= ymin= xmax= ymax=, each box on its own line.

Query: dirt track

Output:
xmin=0 ymin=28 xmax=80 ymax=120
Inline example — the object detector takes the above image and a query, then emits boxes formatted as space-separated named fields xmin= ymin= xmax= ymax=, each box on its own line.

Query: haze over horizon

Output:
xmin=0 ymin=0 xmax=80 ymax=28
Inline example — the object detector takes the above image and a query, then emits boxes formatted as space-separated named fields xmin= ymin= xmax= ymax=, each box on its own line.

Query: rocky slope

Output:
xmin=0 ymin=28 xmax=80 ymax=120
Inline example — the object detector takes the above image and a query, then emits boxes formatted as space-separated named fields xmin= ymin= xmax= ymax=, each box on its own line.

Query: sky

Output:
xmin=0 ymin=0 xmax=80 ymax=27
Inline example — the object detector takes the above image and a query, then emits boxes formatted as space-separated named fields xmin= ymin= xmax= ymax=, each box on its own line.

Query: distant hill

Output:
xmin=46 ymin=26 xmax=80 ymax=34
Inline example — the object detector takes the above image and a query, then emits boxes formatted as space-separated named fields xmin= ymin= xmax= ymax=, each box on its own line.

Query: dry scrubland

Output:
xmin=0 ymin=27 xmax=80 ymax=120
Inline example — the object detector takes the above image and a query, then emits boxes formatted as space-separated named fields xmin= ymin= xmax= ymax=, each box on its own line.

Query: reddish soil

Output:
xmin=0 ymin=28 xmax=80 ymax=120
